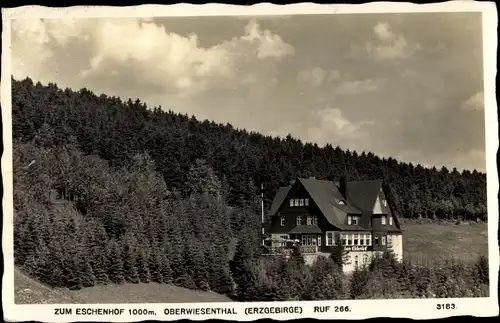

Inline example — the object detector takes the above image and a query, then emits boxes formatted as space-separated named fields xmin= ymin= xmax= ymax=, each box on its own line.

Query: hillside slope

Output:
xmin=12 ymin=78 xmax=487 ymax=221
xmin=15 ymin=267 xmax=233 ymax=304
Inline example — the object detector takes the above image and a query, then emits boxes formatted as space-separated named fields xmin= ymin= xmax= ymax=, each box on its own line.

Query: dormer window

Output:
xmin=280 ymin=216 xmax=285 ymax=226
xmin=389 ymin=216 xmax=393 ymax=226
xmin=348 ymin=215 xmax=359 ymax=225
xmin=338 ymin=200 xmax=346 ymax=205
xmin=381 ymin=215 xmax=387 ymax=225
xmin=290 ymin=198 xmax=309 ymax=207
xmin=307 ymin=216 xmax=312 ymax=225
xmin=296 ymin=215 xmax=302 ymax=225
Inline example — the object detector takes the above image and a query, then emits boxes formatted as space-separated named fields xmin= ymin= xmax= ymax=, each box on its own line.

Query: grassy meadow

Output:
xmin=402 ymin=220 xmax=489 ymax=266
xmin=15 ymin=267 xmax=232 ymax=304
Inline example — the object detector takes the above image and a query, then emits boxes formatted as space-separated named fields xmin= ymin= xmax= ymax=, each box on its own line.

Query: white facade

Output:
xmin=388 ymin=233 xmax=403 ymax=262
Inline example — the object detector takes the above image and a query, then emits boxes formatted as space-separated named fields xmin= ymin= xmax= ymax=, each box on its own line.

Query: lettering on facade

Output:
xmin=343 ymin=246 xmax=370 ymax=252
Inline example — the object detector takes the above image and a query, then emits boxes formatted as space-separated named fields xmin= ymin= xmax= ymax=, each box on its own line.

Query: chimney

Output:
xmin=340 ymin=176 xmax=347 ymax=197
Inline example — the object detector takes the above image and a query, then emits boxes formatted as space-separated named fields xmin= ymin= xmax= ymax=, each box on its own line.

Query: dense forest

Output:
xmin=11 ymin=78 xmax=487 ymax=222
xmin=10 ymin=77 xmax=489 ymax=298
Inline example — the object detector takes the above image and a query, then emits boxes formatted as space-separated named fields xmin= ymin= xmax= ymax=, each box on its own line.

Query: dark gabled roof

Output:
xmin=298 ymin=178 xmax=362 ymax=229
xmin=267 ymin=177 xmax=399 ymax=230
xmin=267 ymin=186 xmax=291 ymax=215
xmin=288 ymin=224 xmax=323 ymax=234
xmin=346 ymin=179 xmax=384 ymax=213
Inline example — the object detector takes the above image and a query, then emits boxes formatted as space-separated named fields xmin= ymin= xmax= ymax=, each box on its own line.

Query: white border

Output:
xmin=2 ymin=2 xmax=499 ymax=322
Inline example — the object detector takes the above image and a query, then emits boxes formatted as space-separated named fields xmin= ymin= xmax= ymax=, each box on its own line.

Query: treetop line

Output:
xmin=11 ymin=77 xmax=487 ymax=224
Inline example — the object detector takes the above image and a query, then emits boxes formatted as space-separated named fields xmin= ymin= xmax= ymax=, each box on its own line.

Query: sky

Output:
xmin=10 ymin=12 xmax=486 ymax=172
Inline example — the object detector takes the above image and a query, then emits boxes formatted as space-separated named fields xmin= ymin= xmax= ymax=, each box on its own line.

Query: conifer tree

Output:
xmin=107 ymin=239 xmax=125 ymax=284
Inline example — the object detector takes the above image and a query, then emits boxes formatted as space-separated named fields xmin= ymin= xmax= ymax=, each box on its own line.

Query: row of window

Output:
xmin=280 ymin=215 xmax=318 ymax=226
xmin=325 ymin=232 xmax=392 ymax=246
xmin=348 ymin=214 xmax=393 ymax=226
xmin=274 ymin=233 xmax=393 ymax=248
xmin=289 ymin=198 xmax=309 ymax=207
xmin=381 ymin=214 xmax=393 ymax=225
xmin=282 ymin=215 xmax=393 ymax=227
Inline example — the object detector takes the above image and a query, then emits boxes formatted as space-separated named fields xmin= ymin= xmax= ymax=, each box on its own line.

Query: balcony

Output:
xmin=261 ymin=245 xmax=318 ymax=256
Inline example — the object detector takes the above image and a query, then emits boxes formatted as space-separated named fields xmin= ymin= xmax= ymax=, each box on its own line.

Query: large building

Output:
xmin=263 ymin=177 xmax=403 ymax=272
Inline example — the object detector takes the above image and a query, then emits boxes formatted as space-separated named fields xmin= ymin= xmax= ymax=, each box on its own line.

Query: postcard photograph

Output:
xmin=1 ymin=2 xmax=499 ymax=322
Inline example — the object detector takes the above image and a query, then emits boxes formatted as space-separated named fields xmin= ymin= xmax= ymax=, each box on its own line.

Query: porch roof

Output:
xmin=288 ymin=225 xmax=323 ymax=234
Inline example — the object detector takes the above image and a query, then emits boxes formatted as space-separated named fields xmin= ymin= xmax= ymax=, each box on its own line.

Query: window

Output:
xmin=299 ymin=198 xmax=304 ymax=206
xmin=363 ymin=254 xmax=368 ymax=264
xmin=338 ymin=200 xmax=346 ymax=205
xmin=341 ymin=233 xmax=347 ymax=246
xmin=294 ymin=198 xmax=300 ymax=207
xmin=296 ymin=216 xmax=302 ymax=226
xmin=312 ymin=216 xmax=317 ymax=225
xmin=302 ymin=234 xmax=316 ymax=246
xmin=305 ymin=198 xmax=309 ymax=206
xmin=326 ymin=232 xmax=334 ymax=246
xmin=387 ymin=235 xmax=392 ymax=245
xmin=307 ymin=216 xmax=312 ymax=225
xmin=280 ymin=216 xmax=285 ymax=226
xmin=383 ymin=200 xmax=387 ymax=207
xmin=382 ymin=236 xmax=386 ymax=246
xmin=381 ymin=215 xmax=387 ymax=225
xmin=347 ymin=234 xmax=352 ymax=246
xmin=289 ymin=198 xmax=294 ymax=207
xmin=354 ymin=255 xmax=359 ymax=267
xmin=360 ymin=234 xmax=365 ymax=245
xmin=366 ymin=234 xmax=372 ymax=246
xmin=374 ymin=236 xmax=379 ymax=245
xmin=389 ymin=216 xmax=393 ymax=226
xmin=279 ymin=234 xmax=289 ymax=246
xmin=352 ymin=216 xmax=359 ymax=225
xmin=318 ymin=236 xmax=322 ymax=246
xmin=353 ymin=234 xmax=359 ymax=245
xmin=347 ymin=215 xmax=352 ymax=225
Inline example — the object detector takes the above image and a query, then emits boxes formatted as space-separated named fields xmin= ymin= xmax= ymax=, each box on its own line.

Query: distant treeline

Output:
xmin=11 ymin=78 xmax=487 ymax=221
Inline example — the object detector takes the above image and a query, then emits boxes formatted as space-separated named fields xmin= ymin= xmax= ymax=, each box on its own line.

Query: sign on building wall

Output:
xmin=343 ymin=245 xmax=373 ymax=252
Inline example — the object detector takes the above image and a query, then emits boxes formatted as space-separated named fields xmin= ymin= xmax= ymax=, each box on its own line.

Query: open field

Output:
xmin=14 ymin=267 xmax=233 ymax=304
xmin=402 ymin=220 xmax=489 ymax=265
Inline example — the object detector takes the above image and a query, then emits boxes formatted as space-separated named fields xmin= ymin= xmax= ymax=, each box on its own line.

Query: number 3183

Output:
xmin=437 ymin=303 xmax=456 ymax=310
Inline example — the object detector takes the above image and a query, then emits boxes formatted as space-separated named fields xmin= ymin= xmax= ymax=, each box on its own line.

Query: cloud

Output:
xmin=366 ymin=22 xmax=420 ymax=60
xmin=297 ymin=67 xmax=341 ymax=87
xmin=333 ymin=78 xmax=385 ymax=96
xmin=461 ymin=91 xmax=484 ymax=111
xmin=11 ymin=18 xmax=294 ymax=99
xmin=401 ymin=68 xmax=419 ymax=79
xmin=306 ymin=107 xmax=374 ymax=146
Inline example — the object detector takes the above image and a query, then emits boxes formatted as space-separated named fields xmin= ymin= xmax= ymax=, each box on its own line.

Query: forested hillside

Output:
xmin=11 ymin=77 xmax=487 ymax=222
xmin=10 ymin=77 xmax=489 ymax=299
